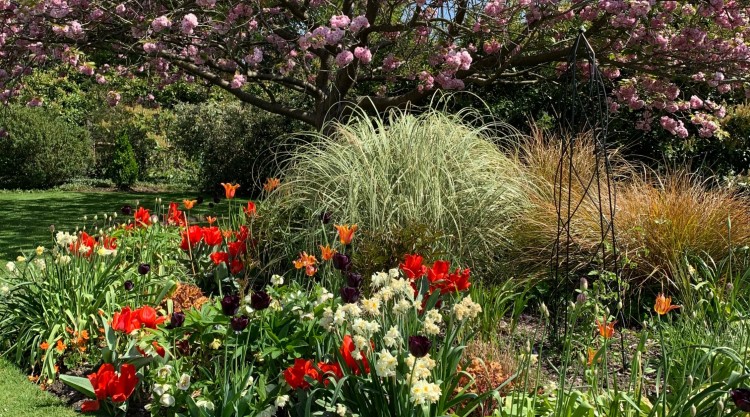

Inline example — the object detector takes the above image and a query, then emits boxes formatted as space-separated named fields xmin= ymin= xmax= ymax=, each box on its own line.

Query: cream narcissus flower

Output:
xmin=453 ymin=295 xmax=483 ymax=321
xmin=405 ymin=354 xmax=436 ymax=380
xmin=16 ymin=256 xmax=25 ymax=263
xmin=375 ymin=349 xmax=398 ymax=377
xmin=35 ymin=246 xmax=44 ymax=256
xmin=361 ymin=297 xmax=380 ymax=316
xmin=33 ymin=258 xmax=46 ymax=270
xmin=5 ymin=261 xmax=15 ymax=272
xmin=335 ymin=404 xmax=347 ymax=416
xmin=56 ymin=255 xmax=72 ymax=265
xmin=393 ymin=299 xmax=412 ymax=316
xmin=209 ymin=339 xmax=221 ymax=350
xmin=383 ymin=325 xmax=402 ymax=348
xmin=371 ymin=272 xmax=389 ymax=288
xmin=423 ymin=309 xmax=442 ymax=336
xmin=340 ymin=303 xmax=361 ymax=318
xmin=410 ymin=380 xmax=441 ymax=405
xmin=352 ymin=318 xmax=380 ymax=337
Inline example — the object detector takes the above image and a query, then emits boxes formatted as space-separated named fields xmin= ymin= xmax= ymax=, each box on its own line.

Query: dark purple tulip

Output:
xmin=123 ymin=280 xmax=134 ymax=291
xmin=332 ymin=253 xmax=352 ymax=271
xmin=138 ymin=263 xmax=150 ymax=275
xmin=196 ymin=196 xmax=204 ymax=205
xmin=221 ymin=294 xmax=241 ymax=316
xmin=121 ymin=205 xmax=133 ymax=215
xmin=731 ymin=388 xmax=750 ymax=411
xmin=340 ymin=286 xmax=361 ymax=304
xmin=346 ymin=272 xmax=363 ymax=288
xmin=167 ymin=311 xmax=185 ymax=329
xmin=176 ymin=339 xmax=190 ymax=356
xmin=213 ymin=195 xmax=221 ymax=204
xmin=408 ymin=335 xmax=432 ymax=358
xmin=208 ymin=203 xmax=215 ymax=209
xmin=230 ymin=315 xmax=249 ymax=332
xmin=250 ymin=291 xmax=271 ymax=311
xmin=320 ymin=212 xmax=332 ymax=224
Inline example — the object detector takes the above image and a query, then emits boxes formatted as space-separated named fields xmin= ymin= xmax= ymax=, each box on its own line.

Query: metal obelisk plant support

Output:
xmin=551 ymin=29 xmax=625 ymax=364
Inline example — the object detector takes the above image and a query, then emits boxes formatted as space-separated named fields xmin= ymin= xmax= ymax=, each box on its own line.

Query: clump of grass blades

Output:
xmin=617 ymin=171 xmax=750 ymax=289
xmin=262 ymin=107 xmax=530 ymax=280
xmin=507 ymin=129 xmax=633 ymax=278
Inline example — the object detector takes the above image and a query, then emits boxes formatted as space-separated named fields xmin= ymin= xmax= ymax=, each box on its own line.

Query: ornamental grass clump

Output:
xmin=263 ymin=108 xmax=529 ymax=280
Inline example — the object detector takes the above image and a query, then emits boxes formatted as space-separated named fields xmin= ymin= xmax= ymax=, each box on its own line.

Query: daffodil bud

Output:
xmin=540 ymin=303 xmax=550 ymax=319
xmin=83 ymin=216 xmax=87 ymax=221
xmin=617 ymin=301 xmax=623 ymax=310
xmin=93 ymin=215 xmax=98 ymax=221
xmin=707 ymin=291 xmax=714 ymax=300
xmin=690 ymin=404 xmax=696 ymax=417
xmin=578 ymin=351 xmax=586 ymax=366
xmin=580 ymin=277 xmax=588 ymax=290
xmin=525 ymin=340 xmax=531 ymax=354
xmin=687 ymin=375 xmax=693 ymax=387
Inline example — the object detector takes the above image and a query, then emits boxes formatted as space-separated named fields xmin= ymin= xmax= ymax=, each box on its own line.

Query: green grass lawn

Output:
xmin=0 ymin=359 xmax=78 ymax=417
xmin=0 ymin=190 xmax=237 ymax=261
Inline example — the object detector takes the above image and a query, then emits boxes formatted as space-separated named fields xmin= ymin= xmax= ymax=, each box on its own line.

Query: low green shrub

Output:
xmin=110 ymin=133 xmax=139 ymax=189
xmin=0 ymin=106 xmax=94 ymax=189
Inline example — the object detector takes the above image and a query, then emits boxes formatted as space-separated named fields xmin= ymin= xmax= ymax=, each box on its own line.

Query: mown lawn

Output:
xmin=0 ymin=359 xmax=77 ymax=417
xmin=0 ymin=191 xmax=236 ymax=261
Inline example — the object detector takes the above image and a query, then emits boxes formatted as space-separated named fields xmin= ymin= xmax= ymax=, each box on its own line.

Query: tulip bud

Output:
xmin=578 ymin=351 xmax=586 ymax=366
xmin=580 ymin=277 xmax=588 ymax=290
xmin=690 ymin=405 xmax=696 ymax=417
xmin=525 ymin=340 xmax=531 ymax=354
xmin=230 ymin=315 xmax=249 ymax=332
xmin=576 ymin=293 xmax=587 ymax=304
xmin=138 ymin=263 xmax=151 ymax=275
xmin=93 ymin=215 xmax=98 ymax=221
xmin=568 ymin=301 xmax=576 ymax=311
xmin=617 ymin=301 xmax=623 ymax=310
xmin=707 ymin=291 xmax=714 ymax=300
xmin=83 ymin=216 xmax=87 ymax=221
xmin=687 ymin=375 xmax=693 ymax=387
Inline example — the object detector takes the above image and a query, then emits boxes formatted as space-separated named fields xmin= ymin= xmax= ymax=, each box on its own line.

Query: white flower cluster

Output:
xmin=452 ymin=295 xmax=483 ymax=321
xmin=383 ymin=325 xmax=402 ymax=348
xmin=410 ymin=379 xmax=442 ymax=405
xmin=55 ymin=231 xmax=77 ymax=247
xmin=423 ymin=309 xmax=442 ymax=336
xmin=320 ymin=301 xmax=362 ymax=331
xmin=375 ymin=349 xmax=398 ymax=377
xmin=405 ymin=354 xmax=436 ymax=381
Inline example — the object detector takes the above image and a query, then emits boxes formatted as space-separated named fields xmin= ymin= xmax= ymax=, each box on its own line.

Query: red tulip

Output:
xmin=87 ymin=363 xmax=115 ymax=400
xmin=243 ymin=201 xmax=257 ymax=217
xmin=81 ymin=400 xmax=100 ymax=412
xmin=228 ymin=240 xmax=246 ymax=259
xmin=210 ymin=251 xmax=229 ymax=265
xmin=180 ymin=225 xmax=203 ymax=250
xmin=135 ymin=306 xmax=166 ymax=329
xmin=283 ymin=358 xmax=318 ymax=390
xmin=70 ymin=232 xmax=97 ymax=257
xmin=202 ymin=226 xmax=223 ymax=246
xmin=229 ymin=259 xmax=244 ymax=275
xmin=235 ymin=226 xmax=250 ymax=242
xmin=426 ymin=260 xmax=451 ymax=283
xmin=167 ymin=202 xmax=185 ymax=226
xmin=316 ymin=362 xmax=343 ymax=385
xmin=111 ymin=307 xmax=141 ymax=334
xmin=340 ymin=335 xmax=370 ymax=375
xmin=134 ymin=207 xmax=151 ymax=227
xmin=107 ymin=364 xmax=138 ymax=403
xmin=400 ymin=254 xmax=427 ymax=279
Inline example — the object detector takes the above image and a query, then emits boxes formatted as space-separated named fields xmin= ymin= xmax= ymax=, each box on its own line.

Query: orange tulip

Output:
xmin=221 ymin=183 xmax=240 ymax=199
xmin=206 ymin=216 xmax=217 ymax=226
xmin=40 ymin=341 xmax=49 ymax=350
xmin=654 ymin=293 xmax=681 ymax=315
xmin=320 ymin=244 xmax=337 ymax=261
xmin=56 ymin=340 xmax=67 ymax=353
xmin=243 ymin=201 xmax=257 ymax=217
xmin=587 ymin=347 xmax=598 ymax=366
xmin=335 ymin=224 xmax=358 ymax=245
xmin=263 ymin=177 xmax=280 ymax=192
xmin=294 ymin=252 xmax=318 ymax=276
xmin=183 ymin=199 xmax=197 ymax=210
xmin=596 ymin=318 xmax=616 ymax=339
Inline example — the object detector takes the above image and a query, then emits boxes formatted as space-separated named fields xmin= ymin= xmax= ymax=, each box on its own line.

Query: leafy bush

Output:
xmin=170 ymin=101 xmax=300 ymax=197
xmin=0 ymin=106 xmax=94 ymax=189
xmin=262 ymin=109 xmax=529 ymax=280
xmin=110 ymin=133 xmax=139 ymax=189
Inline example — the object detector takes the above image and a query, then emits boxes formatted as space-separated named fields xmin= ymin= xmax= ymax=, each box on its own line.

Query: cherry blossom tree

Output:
xmin=1 ymin=0 xmax=749 ymax=134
